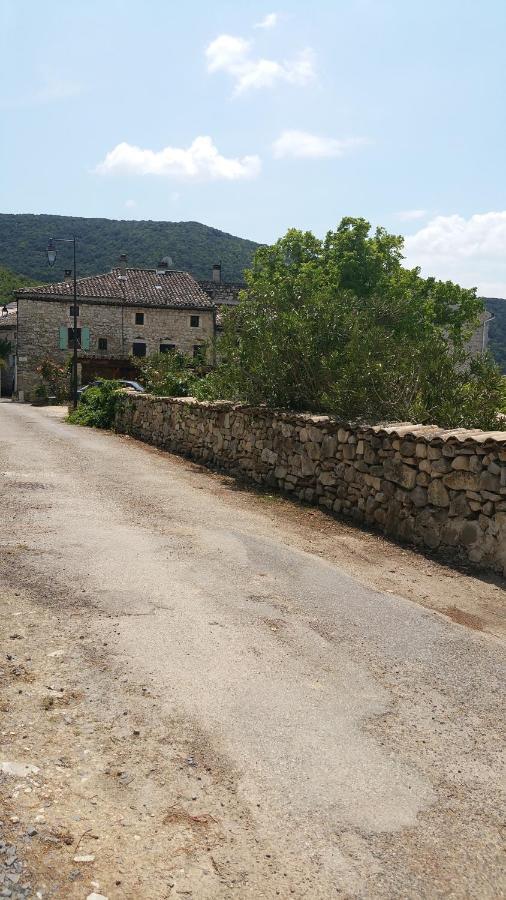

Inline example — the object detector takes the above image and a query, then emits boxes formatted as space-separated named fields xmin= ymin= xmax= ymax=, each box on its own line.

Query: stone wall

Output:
xmin=115 ymin=395 xmax=506 ymax=576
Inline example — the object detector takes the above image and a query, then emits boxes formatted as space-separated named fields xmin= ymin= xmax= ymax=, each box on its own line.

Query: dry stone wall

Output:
xmin=115 ymin=395 xmax=506 ymax=577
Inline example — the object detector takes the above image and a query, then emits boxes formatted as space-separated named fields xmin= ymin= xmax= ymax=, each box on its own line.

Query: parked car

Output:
xmin=77 ymin=379 xmax=145 ymax=398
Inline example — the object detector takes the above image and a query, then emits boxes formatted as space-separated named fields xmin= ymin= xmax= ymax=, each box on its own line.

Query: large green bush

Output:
xmin=203 ymin=218 xmax=504 ymax=430
xmin=68 ymin=380 xmax=121 ymax=428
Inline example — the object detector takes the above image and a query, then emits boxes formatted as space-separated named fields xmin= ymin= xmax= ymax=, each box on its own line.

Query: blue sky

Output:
xmin=1 ymin=0 xmax=506 ymax=294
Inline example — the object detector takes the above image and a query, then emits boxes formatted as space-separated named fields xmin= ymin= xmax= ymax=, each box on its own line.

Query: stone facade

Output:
xmin=14 ymin=259 xmax=219 ymax=404
xmin=16 ymin=297 xmax=214 ymax=400
xmin=115 ymin=395 xmax=506 ymax=577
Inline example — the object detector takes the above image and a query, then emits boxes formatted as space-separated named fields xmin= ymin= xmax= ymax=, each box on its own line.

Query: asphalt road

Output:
xmin=1 ymin=402 xmax=504 ymax=899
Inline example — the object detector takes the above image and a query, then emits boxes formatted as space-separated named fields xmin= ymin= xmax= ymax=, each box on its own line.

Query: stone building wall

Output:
xmin=115 ymin=394 xmax=506 ymax=577
xmin=16 ymin=297 xmax=214 ymax=400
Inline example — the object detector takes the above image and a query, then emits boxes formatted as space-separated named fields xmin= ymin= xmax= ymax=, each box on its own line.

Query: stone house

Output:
xmin=14 ymin=259 xmax=216 ymax=401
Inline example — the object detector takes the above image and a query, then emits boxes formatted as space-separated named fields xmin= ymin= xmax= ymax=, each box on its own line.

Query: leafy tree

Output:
xmin=135 ymin=350 xmax=199 ymax=397
xmin=0 ymin=265 xmax=36 ymax=304
xmin=202 ymin=218 xmax=503 ymax=429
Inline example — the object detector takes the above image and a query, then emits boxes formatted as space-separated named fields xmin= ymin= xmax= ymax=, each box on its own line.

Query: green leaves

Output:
xmin=68 ymin=380 xmax=121 ymax=428
xmin=204 ymin=217 xmax=503 ymax=429
xmin=135 ymin=350 xmax=199 ymax=397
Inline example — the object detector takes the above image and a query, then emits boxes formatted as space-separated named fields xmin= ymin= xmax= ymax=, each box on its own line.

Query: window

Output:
xmin=69 ymin=305 xmax=79 ymax=317
xmin=190 ymin=315 xmax=200 ymax=328
xmin=67 ymin=327 xmax=81 ymax=349
xmin=193 ymin=345 xmax=205 ymax=361
xmin=135 ymin=312 xmax=145 ymax=325
xmin=60 ymin=326 xmax=89 ymax=350
xmin=132 ymin=341 xmax=146 ymax=358
xmin=98 ymin=337 xmax=108 ymax=351
xmin=160 ymin=343 xmax=176 ymax=353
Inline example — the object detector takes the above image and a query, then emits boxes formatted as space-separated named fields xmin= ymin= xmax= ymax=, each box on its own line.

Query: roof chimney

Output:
xmin=212 ymin=263 xmax=222 ymax=284
xmin=156 ymin=255 xmax=173 ymax=275
xmin=64 ymin=269 xmax=72 ymax=282
xmin=118 ymin=253 xmax=128 ymax=280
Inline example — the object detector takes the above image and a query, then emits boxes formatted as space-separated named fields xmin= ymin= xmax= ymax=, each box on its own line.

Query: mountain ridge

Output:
xmin=0 ymin=213 xmax=260 ymax=284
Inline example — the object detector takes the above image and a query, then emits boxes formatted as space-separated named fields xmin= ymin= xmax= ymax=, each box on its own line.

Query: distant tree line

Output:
xmin=0 ymin=213 xmax=259 ymax=284
xmin=0 ymin=265 xmax=36 ymax=305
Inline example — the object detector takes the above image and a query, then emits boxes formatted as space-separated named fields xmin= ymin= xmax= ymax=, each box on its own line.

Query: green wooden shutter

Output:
xmin=81 ymin=326 xmax=90 ymax=351
xmin=59 ymin=326 xmax=68 ymax=350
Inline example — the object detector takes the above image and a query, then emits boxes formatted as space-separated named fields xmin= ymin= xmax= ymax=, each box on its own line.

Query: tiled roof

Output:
xmin=0 ymin=309 xmax=16 ymax=329
xmin=16 ymin=268 xmax=215 ymax=310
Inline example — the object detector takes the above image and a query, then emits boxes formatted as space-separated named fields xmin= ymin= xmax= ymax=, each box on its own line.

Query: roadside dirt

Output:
xmin=0 ymin=588 xmax=307 ymax=899
xmin=1 ymin=406 xmax=504 ymax=899
xmin=123 ymin=437 xmax=506 ymax=642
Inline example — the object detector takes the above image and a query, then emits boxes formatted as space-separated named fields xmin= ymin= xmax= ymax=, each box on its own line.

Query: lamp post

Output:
xmin=46 ymin=236 xmax=79 ymax=408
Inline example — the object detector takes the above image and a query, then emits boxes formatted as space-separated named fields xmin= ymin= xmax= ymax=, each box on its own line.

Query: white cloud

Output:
xmin=205 ymin=33 xmax=315 ymax=95
xmin=397 ymin=209 xmax=428 ymax=222
xmin=124 ymin=199 xmax=137 ymax=209
xmin=273 ymin=130 xmax=366 ymax=159
xmin=255 ymin=12 xmax=278 ymax=29
xmin=403 ymin=211 xmax=506 ymax=297
xmin=95 ymin=137 xmax=261 ymax=181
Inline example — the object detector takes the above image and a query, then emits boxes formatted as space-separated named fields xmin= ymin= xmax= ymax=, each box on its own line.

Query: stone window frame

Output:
xmin=69 ymin=305 xmax=80 ymax=317
xmin=98 ymin=337 xmax=108 ymax=351
xmin=190 ymin=315 xmax=200 ymax=328
xmin=160 ymin=342 xmax=176 ymax=354
xmin=135 ymin=311 xmax=145 ymax=326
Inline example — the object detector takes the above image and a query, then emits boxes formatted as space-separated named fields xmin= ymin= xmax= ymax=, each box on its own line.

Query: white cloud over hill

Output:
xmin=95 ymin=137 xmax=261 ymax=181
xmin=404 ymin=211 xmax=506 ymax=297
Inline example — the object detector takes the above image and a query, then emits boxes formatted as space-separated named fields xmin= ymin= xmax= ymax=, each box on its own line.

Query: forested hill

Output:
xmin=0 ymin=213 xmax=260 ymax=284
xmin=484 ymin=298 xmax=506 ymax=372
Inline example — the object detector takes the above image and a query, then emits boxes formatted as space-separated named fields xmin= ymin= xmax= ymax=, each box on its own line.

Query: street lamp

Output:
xmin=46 ymin=235 xmax=79 ymax=408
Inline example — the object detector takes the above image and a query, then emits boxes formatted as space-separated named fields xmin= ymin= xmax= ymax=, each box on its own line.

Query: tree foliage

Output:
xmin=135 ymin=350 xmax=201 ymax=397
xmin=0 ymin=214 xmax=257 ymax=284
xmin=68 ymin=380 xmax=121 ymax=428
xmin=204 ymin=218 xmax=504 ymax=429
xmin=0 ymin=265 xmax=36 ymax=305
xmin=36 ymin=357 xmax=71 ymax=403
